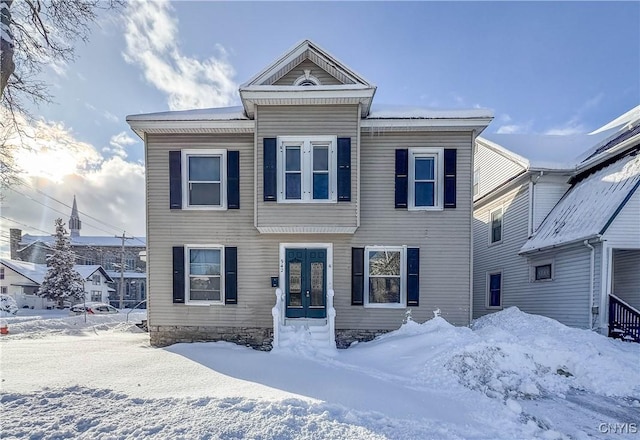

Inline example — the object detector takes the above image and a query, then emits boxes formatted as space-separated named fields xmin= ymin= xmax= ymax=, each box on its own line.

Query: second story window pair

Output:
xmin=278 ymin=136 xmax=337 ymax=203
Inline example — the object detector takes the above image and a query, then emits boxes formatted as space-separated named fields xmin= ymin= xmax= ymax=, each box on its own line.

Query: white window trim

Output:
xmin=181 ymin=149 xmax=227 ymax=210
xmin=530 ymin=259 xmax=554 ymax=282
xmin=488 ymin=206 xmax=504 ymax=245
xmin=363 ymin=245 xmax=407 ymax=309
xmin=276 ymin=136 xmax=337 ymax=203
xmin=408 ymin=148 xmax=444 ymax=211
xmin=184 ymin=244 xmax=225 ymax=306
xmin=293 ymin=73 xmax=321 ymax=86
xmin=486 ymin=271 xmax=503 ymax=309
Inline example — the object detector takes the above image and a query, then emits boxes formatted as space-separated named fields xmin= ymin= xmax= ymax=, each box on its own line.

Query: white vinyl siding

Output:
xmin=474 ymin=140 xmax=526 ymax=200
xmin=531 ymin=180 xmax=571 ymax=233
xmin=612 ymin=249 xmax=640 ymax=311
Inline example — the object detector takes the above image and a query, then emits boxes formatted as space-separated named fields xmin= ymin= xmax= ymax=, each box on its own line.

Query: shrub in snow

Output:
xmin=0 ymin=294 xmax=18 ymax=315
xmin=38 ymin=218 xmax=85 ymax=308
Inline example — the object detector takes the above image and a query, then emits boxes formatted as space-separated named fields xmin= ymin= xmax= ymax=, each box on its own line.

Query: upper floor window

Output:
xmin=473 ymin=169 xmax=480 ymax=196
xmin=92 ymin=274 xmax=101 ymax=285
xmin=364 ymin=246 xmax=406 ymax=308
xmin=408 ymin=148 xmax=444 ymax=210
xmin=489 ymin=207 xmax=503 ymax=244
xmin=277 ymin=136 xmax=337 ymax=203
xmin=182 ymin=149 xmax=227 ymax=209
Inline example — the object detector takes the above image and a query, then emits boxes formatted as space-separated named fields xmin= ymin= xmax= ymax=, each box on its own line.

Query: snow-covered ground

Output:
xmin=1 ymin=308 xmax=638 ymax=439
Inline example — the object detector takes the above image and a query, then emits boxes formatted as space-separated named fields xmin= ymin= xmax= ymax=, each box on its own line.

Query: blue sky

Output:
xmin=2 ymin=0 xmax=639 ymax=244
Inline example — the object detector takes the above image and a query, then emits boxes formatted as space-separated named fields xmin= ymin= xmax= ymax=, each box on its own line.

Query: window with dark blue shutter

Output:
xmin=227 ymin=151 xmax=240 ymax=209
xmin=337 ymin=138 xmax=351 ymax=201
xmin=395 ymin=149 xmax=408 ymax=208
xmin=263 ymin=138 xmax=277 ymax=201
xmin=351 ymin=247 xmax=364 ymax=305
xmin=225 ymin=247 xmax=237 ymax=304
xmin=169 ymin=151 xmax=182 ymax=209
xmin=444 ymin=149 xmax=457 ymax=208
xmin=407 ymin=247 xmax=419 ymax=307
xmin=172 ymin=246 xmax=185 ymax=304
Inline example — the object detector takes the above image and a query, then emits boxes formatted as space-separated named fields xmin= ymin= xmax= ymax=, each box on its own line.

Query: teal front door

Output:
xmin=285 ymin=248 xmax=327 ymax=318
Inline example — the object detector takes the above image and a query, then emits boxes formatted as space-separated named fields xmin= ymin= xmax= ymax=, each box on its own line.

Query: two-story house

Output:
xmin=473 ymin=106 xmax=640 ymax=342
xmin=127 ymin=40 xmax=492 ymax=349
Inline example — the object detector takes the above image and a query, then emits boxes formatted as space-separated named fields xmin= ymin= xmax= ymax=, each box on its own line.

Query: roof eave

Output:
xmin=127 ymin=119 xmax=255 ymax=138
xmin=518 ymin=234 xmax=602 ymax=256
xmin=361 ymin=116 xmax=493 ymax=133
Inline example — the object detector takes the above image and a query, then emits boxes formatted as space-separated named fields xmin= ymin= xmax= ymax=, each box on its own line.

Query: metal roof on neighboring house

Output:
xmin=19 ymin=235 xmax=146 ymax=248
xmin=520 ymin=151 xmax=640 ymax=254
xmin=0 ymin=259 xmax=114 ymax=284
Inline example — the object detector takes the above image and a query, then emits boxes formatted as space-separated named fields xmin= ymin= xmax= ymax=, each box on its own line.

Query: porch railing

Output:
xmin=609 ymin=294 xmax=640 ymax=343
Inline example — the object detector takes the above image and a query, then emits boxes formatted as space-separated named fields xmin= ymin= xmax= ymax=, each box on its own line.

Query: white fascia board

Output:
xmin=127 ymin=119 xmax=255 ymax=137
xmin=257 ymin=226 xmax=358 ymax=234
xmin=361 ymin=117 xmax=493 ymax=132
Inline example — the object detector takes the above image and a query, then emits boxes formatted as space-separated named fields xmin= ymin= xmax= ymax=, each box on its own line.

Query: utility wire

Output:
xmin=0 ymin=215 xmax=53 ymax=235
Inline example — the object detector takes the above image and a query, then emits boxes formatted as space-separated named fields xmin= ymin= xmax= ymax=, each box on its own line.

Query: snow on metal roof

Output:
xmin=0 ymin=260 xmax=111 ymax=284
xmin=520 ymin=152 xmax=640 ymax=253
xmin=126 ymin=106 xmax=248 ymax=122
xmin=106 ymin=271 xmax=146 ymax=279
xmin=19 ymin=235 xmax=146 ymax=247
xmin=367 ymin=105 xmax=493 ymax=120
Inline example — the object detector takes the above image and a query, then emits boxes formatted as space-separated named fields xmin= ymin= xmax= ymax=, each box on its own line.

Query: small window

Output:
xmin=489 ymin=207 xmax=503 ymax=244
xmin=487 ymin=272 xmax=502 ymax=309
xmin=92 ymin=275 xmax=101 ymax=285
xmin=408 ymin=148 xmax=444 ymax=210
xmin=531 ymin=262 xmax=553 ymax=282
xmin=364 ymin=246 xmax=406 ymax=308
xmin=125 ymin=257 xmax=136 ymax=271
xmin=104 ymin=257 xmax=116 ymax=271
xmin=186 ymin=246 xmax=224 ymax=305
xmin=277 ymin=136 xmax=337 ymax=203
xmin=0 ymin=267 xmax=4 ymax=280
xmin=91 ymin=291 xmax=102 ymax=301
xmin=182 ymin=149 xmax=227 ymax=209
xmin=1 ymin=286 xmax=7 ymax=294
xmin=473 ymin=169 xmax=480 ymax=196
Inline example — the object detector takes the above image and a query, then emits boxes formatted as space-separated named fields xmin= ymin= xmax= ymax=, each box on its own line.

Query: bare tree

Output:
xmin=0 ymin=0 xmax=121 ymax=190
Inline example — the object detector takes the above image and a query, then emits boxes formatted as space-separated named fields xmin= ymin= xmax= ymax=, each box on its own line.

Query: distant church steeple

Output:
xmin=69 ymin=195 xmax=82 ymax=237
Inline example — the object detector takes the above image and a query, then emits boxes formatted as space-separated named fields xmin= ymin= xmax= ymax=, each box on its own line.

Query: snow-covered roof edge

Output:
xmin=367 ymin=106 xmax=493 ymax=120
xmin=127 ymin=106 xmax=248 ymax=122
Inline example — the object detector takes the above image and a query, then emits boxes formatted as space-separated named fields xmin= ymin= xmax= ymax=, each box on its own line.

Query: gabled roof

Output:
xmin=20 ymin=234 xmax=146 ymax=248
xmin=239 ymin=40 xmax=377 ymax=118
xmin=0 ymin=259 xmax=114 ymax=284
xmin=520 ymin=151 xmax=640 ymax=254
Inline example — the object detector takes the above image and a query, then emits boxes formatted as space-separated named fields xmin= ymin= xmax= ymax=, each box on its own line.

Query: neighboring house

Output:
xmin=9 ymin=196 xmax=146 ymax=306
xmin=106 ymin=270 xmax=146 ymax=308
xmin=0 ymin=259 xmax=114 ymax=309
xmin=127 ymin=40 xmax=493 ymax=349
xmin=473 ymin=106 xmax=640 ymax=342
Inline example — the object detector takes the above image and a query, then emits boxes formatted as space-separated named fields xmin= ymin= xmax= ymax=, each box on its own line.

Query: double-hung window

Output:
xmin=489 ymin=207 xmax=503 ymax=244
xmin=186 ymin=245 xmax=224 ymax=305
xmin=278 ymin=136 xmax=337 ymax=202
xmin=364 ymin=246 xmax=406 ymax=308
xmin=408 ymin=148 xmax=444 ymax=210
xmin=487 ymin=272 xmax=502 ymax=308
xmin=92 ymin=275 xmax=101 ymax=285
xmin=182 ymin=149 xmax=227 ymax=209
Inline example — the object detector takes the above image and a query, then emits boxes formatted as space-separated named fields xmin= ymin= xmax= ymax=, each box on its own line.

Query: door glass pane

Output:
xmin=415 ymin=182 xmax=434 ymax=207
xmin=313 ymin=146 xmax=329 ymax=171
xmin=189 ymin=156 xmax=220 ymax=181
xmin=286 ymin=147 xmax=301 ymax=171
xmin=415 ymin=157 xmax=434 ymax=180
xmin=285 ymin=174 xmax=301 ymax=199
xmin=310 ymin=262 xmax=324 ymax=307
xmin=190 ymin=182 xmax=221 ymax=205
xmin=369 ymin=277 xmax=401 ymax=303
xmin=313 ymin=173 xmax=329 ymax=199
xmin=288 ymin=261 xmax=302 ymax=306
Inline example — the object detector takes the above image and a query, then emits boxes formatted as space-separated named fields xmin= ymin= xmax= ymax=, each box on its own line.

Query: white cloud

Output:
xmin=103 ymin=111 xmax=119 ymax=123
xmin=103 ymin=131 xmax=138 ymax=158
xmin=2 ymin=112 xmax=146 ymax=239
xmin=544 ymin=94 xmax=604 ymax=135
xmin=122 ymin=0 xmax=238 ymax=110
xmin=496 ymin=121 xmax=533 ymax=134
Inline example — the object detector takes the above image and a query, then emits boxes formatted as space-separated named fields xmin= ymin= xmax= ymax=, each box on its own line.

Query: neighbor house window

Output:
xmin=487 ymin=272 xmax=502 ymax=308
xmin=125 ymin=257 xmax=136 ymax=271
xmin=91 ymin=291 xmax=102 ymax=301
xmin=277 ymin=136 xmax=337 ymax=202
xmin=1 ymin=286 xmax=7 ymax=294
xmin=186 ymin=246 xmax=224 ymax=305
xmin=92 ymin=275 xmax=101 ymax=285
xmin=0 ymin=267 xmax=4 ymax=279
xmin=182 ymin=149 xmax=227 ymax=209
xmin=489 ymin=207 xmax=503 ymax=244
xmin=531 ymin=261 xmax=553 ymax=282
xmin=104 ymin=257 xmax=116 ymax=270
xmin=364 ymin=246 xmax=406 ymax=308
xmin=408 ymin=148 xmax=444 ymax=210
xmin=473 ymin=169 xmax=480 ymax=196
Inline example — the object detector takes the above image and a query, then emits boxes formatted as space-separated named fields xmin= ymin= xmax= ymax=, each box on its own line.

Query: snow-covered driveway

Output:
xmin=1 ymin=309 xmax=638 ymax=439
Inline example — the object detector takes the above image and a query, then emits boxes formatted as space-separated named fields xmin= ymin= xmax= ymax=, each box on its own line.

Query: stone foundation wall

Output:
xmin=149 ymin=326 xmax=391 ymax=350
xmin=335 ymin=329 xmax=390 ymax=349
xmin=149 ymin=325 xmax=273 ymax=351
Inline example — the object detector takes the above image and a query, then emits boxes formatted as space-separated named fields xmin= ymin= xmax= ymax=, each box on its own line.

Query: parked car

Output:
xmin=69 ymin=302 xmax=119 ymax=315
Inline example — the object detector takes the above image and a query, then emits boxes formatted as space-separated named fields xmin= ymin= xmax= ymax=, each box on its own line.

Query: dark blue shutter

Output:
xmin=169 ymin=151 xmax=182 ymax=209
xmin=444 ymin=149 xmax=457 ymax=208
xmin=337 ymin=137 xmax=351 ymax=201
xmin=407 ymin=247 xmax=420 ymax=307
xmin=263 ymin=138 xmax=277 ymax=201
xmin=352 ymin=247 xmax=364 ymax=305
xmin=395 ymin=149 xmax=408 ymax=208
xmin=227 ymin=151 xmax=240 ymax=209
xmin=172 ymin=246 xmax=185 ymax=304
xmin=224 ymin=247 xmax=237 ymax=304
